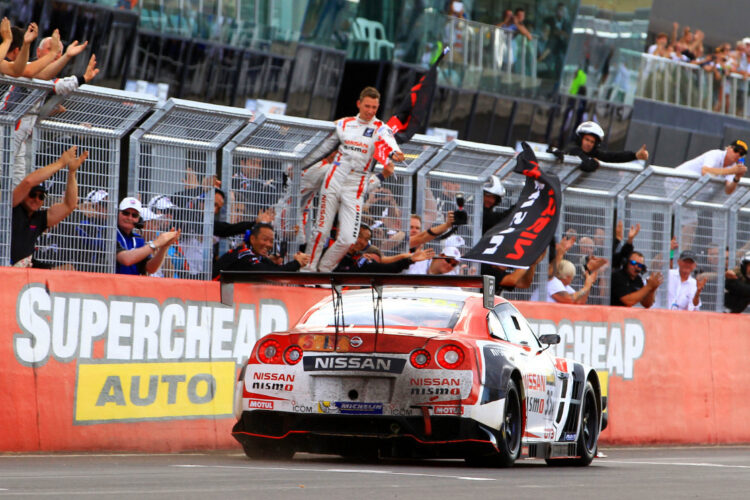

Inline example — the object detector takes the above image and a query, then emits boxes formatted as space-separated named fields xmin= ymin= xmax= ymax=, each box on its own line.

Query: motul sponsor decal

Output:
xmin=433 ymin=406 xmax=463 ymax=415
xmin=248 ymin=400 xmax=273 ymax=409
xmin=303 ymin=355 xmax=405 ymax=373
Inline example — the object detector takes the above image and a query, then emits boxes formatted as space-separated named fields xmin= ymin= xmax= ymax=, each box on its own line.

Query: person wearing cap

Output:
xmin=674 ymin=140 xmax=748 ymax=195
xmin=10 ymin=146 xmax=87 ymax=267
xmin=426 ymin=246 xmax=463 ymax=275
xmin=116 ymin=197 xmax=180 ymax=275
xmin=610 ymin=250 xmax=663 ymax=307
xmin=724 ymin=251 xmax=750 ymax=313
xmin=667 ymin=250 xmax=705 ymax=311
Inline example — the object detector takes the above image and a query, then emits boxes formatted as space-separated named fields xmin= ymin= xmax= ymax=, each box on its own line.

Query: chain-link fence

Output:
xmin=129 ymin=98 xmax=253 ymax=280
xmin=220 ymin=113 xmax=335 ymax=258
xmin=33 ymin=86 xmax=158 ymax=273
xmin=416 ymin=139 xmax=510 ymax=274
xmin=0 ymin=77 xmax=53 ymax=266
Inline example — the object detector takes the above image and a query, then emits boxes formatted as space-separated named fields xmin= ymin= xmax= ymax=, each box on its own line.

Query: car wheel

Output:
xmin=242 ymin=440 xmax=294 ymax=461
xmin=466 ymin=379 xmax=522 ymax=468
xmin=546 ymin=381 xmax=599 ymax=467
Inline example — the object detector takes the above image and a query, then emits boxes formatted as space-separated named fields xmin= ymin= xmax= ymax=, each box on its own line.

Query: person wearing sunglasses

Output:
xmin=674 ymin=139 xmax=748 ymax=196
xmin=10 ymin=146 xmax=87 ymax=267
xmin=116 ymin=197 xmax=180 ymax=275
xmin=610 ymin=251 xmax=663 ymax=308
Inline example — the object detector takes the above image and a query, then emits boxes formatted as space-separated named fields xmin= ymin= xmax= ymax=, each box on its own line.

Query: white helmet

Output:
xmin=741 ymin=250 xmax=750 ymax=269
xmin=576 ymin=121 xmax=605 ymax=142
xmin=483 ymin=175 xmax=506 ymax=197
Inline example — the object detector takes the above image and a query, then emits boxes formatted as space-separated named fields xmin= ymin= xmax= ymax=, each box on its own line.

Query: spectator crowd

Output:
xmin=2 ymin=16 xmax=749 ymax=314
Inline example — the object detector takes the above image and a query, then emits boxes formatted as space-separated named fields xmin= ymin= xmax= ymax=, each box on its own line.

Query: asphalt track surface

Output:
xmin=1 ymin=446 xmax=749 ymax=499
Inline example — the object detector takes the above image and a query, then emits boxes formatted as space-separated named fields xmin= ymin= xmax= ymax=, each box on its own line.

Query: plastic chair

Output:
xmin=352 ymin=17 xmax=394 ymax=60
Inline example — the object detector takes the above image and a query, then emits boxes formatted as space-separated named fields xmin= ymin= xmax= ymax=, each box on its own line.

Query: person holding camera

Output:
xmin=116 ymin=197 xmax=180 ymax=275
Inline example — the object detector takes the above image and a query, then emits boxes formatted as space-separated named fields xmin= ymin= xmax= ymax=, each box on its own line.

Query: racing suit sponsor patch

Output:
xmin=363 ymin=127 xmax=374 ymax=137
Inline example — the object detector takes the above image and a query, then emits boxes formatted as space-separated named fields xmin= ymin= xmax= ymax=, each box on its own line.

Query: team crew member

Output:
xmin=116 ymin=197 xmax=180 ymax=275
xmin=11 ymin=146 xmax=87 ymax=267
xmin=219 ymin=223 xmax=310 ymax=272
xmin=333 ymin=224 xmax=433 ymax=273
xmin=305 ymin=86 xmax=404 ymax=272
xmin=555 ymin=121 xmax=648 ymax=172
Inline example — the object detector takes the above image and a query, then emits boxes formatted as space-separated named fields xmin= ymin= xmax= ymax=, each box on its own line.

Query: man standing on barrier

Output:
xmin=305 ymin=86 xmax=404 ymax=272
xmin=11 ymin=146 xmax=87 ymax=267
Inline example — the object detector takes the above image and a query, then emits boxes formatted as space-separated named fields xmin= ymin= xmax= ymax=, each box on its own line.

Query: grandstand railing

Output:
xmin=3 ymin=76 xmax=750 ymax=312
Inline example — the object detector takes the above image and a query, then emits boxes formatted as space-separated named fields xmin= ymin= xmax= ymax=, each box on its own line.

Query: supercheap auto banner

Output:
xmin=3 ymin=268 xmax=750 ymax=451
xmin=463 ymin=142 xmax=561 ymax=269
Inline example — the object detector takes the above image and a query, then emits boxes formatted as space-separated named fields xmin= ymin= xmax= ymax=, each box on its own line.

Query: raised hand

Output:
xmin=615 ymin=219 xmax=623 ymax=242
xmin=0 ymin=18 xmax=11 ymax=43
xmin=84 ymin=54 xmax=99 ymax=82
xmin=65 ymin=39 xmax=89 ymax=58
xmin=24 ymin=23 xmax=38 ymax=44
xmin=67 ymin=150 xmax=88 ymax=173
xmin=636 ymin=144 xmax=649 ymax=161
xmin=59 ymin=146 xmax=78 ymax=166
xmin=294 ymin=252 xmax=310 ymax=267
xmin=627 ymin=223 xmax=641 ymax=243
xmin=412 ymin=248 xmax=435 ymax=262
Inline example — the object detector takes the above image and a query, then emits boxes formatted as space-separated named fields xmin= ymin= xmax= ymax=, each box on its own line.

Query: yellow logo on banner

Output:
xmin=75 ymin=361 xmax=236 ymax=423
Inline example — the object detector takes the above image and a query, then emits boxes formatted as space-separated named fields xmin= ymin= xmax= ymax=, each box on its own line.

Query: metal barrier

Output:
xmin=0 ymin=77 xmax=52 ymax=266
xmin=33 ymin=86 xmax=158 ymax=273
xmin=129 ymin=98 xmax=253 ymax=280
xmin=220 ymin=113 xmax=335 ymax=255
xmin=416 ymin=140 xmax=512 ymax=272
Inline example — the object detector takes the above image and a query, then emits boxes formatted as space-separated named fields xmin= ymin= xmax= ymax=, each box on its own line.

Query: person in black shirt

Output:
xmin=333 ymin=225 xmax=432 ymax=273
xmin=610 ymin=251 xmax=663 ymax=307
xmin=552 ymin=121 xmax=649 ymax=172
xmin=217 ymin=223 xmax=309 ymax=273
xmin=724 ymin=251 xmax=750 ymax=313
xmin=11 ymin=146 xmax=87 ymax=267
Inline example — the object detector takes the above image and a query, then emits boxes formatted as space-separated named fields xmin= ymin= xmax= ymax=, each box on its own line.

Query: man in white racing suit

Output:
xmin=305 ymin=86 xmax=404 ymax=272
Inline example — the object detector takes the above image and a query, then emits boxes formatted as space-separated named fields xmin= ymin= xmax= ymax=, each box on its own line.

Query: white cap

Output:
xmin=148 ymin=194 xmax=175 ymax=211
xmin=443 ymin=234 xmax=466 ymax=249
xmin=141 ymin=207 xmax=162 ymax=222
xmin=743 ymin=37 xmax=750 ymax=46
xmin=119 ymin=197 xmax=143 ymax=215
xmin=441 ymin=246 xmax=461 ymax=260
xmin=86 ymin=189 xmax=109 ymax=204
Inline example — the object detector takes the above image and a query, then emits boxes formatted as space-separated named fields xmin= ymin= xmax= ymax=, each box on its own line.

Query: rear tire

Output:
xmin=466 ymin=379 xmax=522 ymax=468
xmin=546 ymin=381 xmax=599 ymax=467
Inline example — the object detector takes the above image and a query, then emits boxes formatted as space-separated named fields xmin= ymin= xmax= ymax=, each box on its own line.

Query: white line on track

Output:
xmin=606 ymin=460 xmax=750 ymax=469
xmin=173 ymin=464 xmax=495 ymax=481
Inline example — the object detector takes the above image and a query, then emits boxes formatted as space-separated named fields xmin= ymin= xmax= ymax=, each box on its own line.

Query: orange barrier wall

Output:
xmin=1 ymin=268 xmax=748 ymax=452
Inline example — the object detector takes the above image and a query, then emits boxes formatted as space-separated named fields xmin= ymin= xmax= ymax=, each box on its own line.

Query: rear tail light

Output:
xmin=257 ymin=339 xmax=282 ymax=364
xmin=284 ymin=345 xmax=303 ymax=365
xmin=410 ymin=349 xmax=431 ymax=369
xmin=437 ymin=345 xmax=465 ymax=369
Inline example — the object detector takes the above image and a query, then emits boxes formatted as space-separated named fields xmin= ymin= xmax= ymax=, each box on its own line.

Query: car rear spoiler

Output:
xmin=219 ymin=271 xmax=496 ymax=309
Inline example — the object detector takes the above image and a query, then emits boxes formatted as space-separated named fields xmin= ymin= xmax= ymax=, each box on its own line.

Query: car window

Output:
xmin=301 ymin=295 xmax=465 ymax=329
xmin=491 ymin=302 xmax=541 ymax=348
xmin=487 ymin=311 xmax=507 ymax=341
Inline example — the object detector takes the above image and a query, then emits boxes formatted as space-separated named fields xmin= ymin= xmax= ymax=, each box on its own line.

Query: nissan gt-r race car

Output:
xmin=226 ymin=272 xmax=606 ymax=467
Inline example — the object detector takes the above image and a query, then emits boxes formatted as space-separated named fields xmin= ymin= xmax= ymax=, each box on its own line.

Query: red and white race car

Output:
xmin=227 ymin=273 xmax=606 ymax=467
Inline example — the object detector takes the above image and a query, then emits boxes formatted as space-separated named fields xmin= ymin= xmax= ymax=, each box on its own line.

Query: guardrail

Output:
xmin=2 ymin=76 xmax=749 ymax=312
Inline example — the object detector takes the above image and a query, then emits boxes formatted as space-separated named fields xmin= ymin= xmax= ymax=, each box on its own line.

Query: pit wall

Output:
xmin=2 ymin=268 xmax=748 ymax=452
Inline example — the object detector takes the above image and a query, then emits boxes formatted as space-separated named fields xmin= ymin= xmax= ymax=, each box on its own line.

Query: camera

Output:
xmin=453 ymin=193 xmax=468 ymax=226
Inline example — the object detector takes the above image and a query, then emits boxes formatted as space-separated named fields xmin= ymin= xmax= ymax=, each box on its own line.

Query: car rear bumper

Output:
xmin=232 ymin=410 xmax=499 ymax=458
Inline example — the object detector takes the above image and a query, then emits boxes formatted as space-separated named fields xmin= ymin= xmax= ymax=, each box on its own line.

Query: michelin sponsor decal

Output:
xmin=527 ymin=318 xmax=645 ymax=380
xmin=13 ymin=284 xmax=289 ymax=423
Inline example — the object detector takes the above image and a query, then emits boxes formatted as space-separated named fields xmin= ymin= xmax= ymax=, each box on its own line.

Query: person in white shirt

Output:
xmin=546 ymin=259 xmax=597 ymax=304
xmin=674 ymin=140 xmax=747 ymax=196
xmin=667 ymin=250 xmax=705 ymax=311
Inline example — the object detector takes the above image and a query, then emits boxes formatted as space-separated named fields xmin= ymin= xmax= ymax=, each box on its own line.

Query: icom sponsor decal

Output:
xmin=303 ymin=355 xmax=405 ymax=373
xmin=318 ymin=401 xmax=384 ymax=415
xmin=527 ymin=318 xmax=645 ymax=380
xmin=75 ymin=361 xmax=235 ymax=423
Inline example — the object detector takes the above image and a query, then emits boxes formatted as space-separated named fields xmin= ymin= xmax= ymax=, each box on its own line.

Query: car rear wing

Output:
xmin=219 ymin=271 xmax=497 ymax=309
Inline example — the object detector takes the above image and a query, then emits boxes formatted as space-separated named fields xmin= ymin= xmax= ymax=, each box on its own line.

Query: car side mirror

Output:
xmin=538 ymin=334 xmax=561 ymax=345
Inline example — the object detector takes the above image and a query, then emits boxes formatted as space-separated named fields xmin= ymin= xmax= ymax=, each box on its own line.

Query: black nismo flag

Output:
xmin=463 ymin=142 xmax=562 ymax=269
xmin=386 ymin=47 xmax=449 ymax=145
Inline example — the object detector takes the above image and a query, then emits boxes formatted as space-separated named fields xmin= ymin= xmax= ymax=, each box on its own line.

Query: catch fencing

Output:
xmin=2 ymin=76 xmax=749 ymax=312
